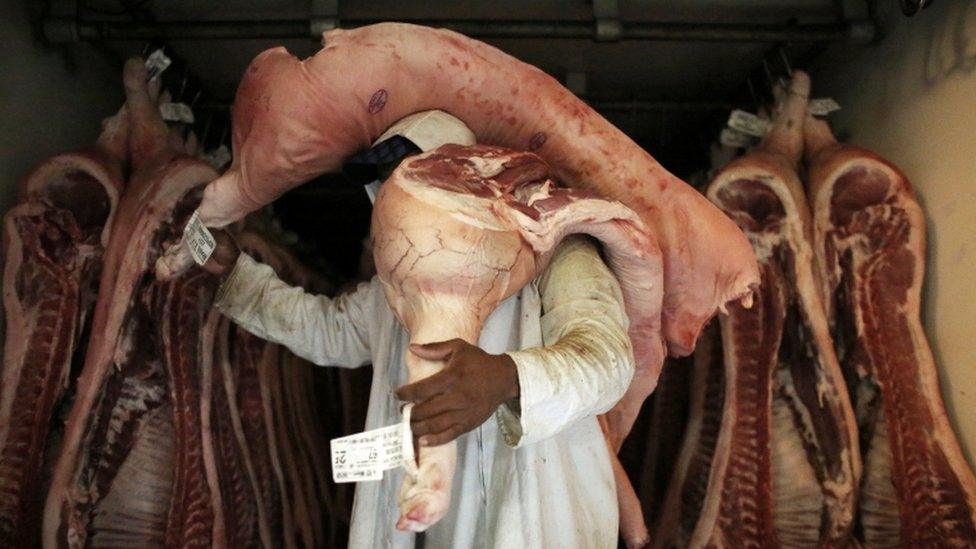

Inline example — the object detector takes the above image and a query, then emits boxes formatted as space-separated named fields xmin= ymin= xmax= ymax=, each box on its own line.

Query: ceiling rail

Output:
xmin=42 ymin=17 xmax=874 ymax=44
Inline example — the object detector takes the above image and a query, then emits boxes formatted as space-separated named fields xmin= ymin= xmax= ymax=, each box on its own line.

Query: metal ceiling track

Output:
xmin=42 ymin=0 xmax=876 ymax=44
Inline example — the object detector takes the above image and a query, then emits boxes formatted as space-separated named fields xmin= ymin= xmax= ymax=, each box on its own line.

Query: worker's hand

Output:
xmin=395 ymin=339 xmax=520 ymax=447
xmin=200 ymin=228 xmax=241 ymax=277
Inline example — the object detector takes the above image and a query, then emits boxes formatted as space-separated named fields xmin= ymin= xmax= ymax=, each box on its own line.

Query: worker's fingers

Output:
xmin=410 ymin=411 xmax=461 ymax=439
xmin=418 ymin=423 xmax=467 ymax=448
xmin=155 ymin=243 xmax=194 ymax=281
xmin=410 ymin=393 xmax=464 ymax=422
xmin=407 ymin=339 xmax=464 ymax=361
xmin=395 ymin=370 xmax=453 ymax=403
xmin=201 ymin=230 xmax=240 ymax=275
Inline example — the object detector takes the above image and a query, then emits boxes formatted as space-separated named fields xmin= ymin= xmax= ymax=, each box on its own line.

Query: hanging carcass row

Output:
xmin=41 ymin=58 xmax=222 ymax=547
xmin=0 ymin=82 xmax=128 ymax=547
xmin=805 ymin=116 xmax=976 ymax=546
xmin=212 ymin=229 xmax=338 ymax=548
xmin=41 ymin=58 xmax=338 ymax=547
xmin=678 ymin=72 xmax=861 ymax=547
xmin=153 ymin=23 xmax=759 ymax=543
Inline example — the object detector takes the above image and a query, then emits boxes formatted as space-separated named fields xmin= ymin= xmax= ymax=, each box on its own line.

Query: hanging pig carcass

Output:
xmin=805 ymin=115 xmax=976 ymax=546
xmin=41 ymin=58 xmax=221 ymax=547
xmin=679 ymin=72 xmax=861 ymax=547
xmin=0 ymin=82 xmax=129 ymax=547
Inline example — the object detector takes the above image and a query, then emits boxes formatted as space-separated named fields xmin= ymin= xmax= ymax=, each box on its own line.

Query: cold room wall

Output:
xmin=0 ymin=2 xmax=123 ymax=216
xmin=813 ymin=0 xmax=976 ymax=462
xmin=0 ymin=2 xmax=123 ymax=342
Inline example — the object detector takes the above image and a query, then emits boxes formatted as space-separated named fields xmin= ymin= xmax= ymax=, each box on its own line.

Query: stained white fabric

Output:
xmin=215 ymin=235 xmax=633 ymax=548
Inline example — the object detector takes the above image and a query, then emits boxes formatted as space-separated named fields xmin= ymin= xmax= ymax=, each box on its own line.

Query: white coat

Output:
xmin=214 ymin=235 xmax=634 ymax=548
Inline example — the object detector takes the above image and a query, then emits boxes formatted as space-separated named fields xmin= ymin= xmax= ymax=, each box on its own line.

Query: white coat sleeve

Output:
xmin=214 ymin=253 xmax=373 ymax=368
xmin=497 ymin=236 xmax=635 ymax=448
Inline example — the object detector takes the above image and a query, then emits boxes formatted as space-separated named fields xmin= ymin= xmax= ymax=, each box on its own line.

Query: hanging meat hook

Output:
xmin=778 ymin=46 xmax=794 ymax=80
xmin=900 ymin=0 xmax=934 ymax=17
xmin=746 ymin=75 xmax=761 ymax=111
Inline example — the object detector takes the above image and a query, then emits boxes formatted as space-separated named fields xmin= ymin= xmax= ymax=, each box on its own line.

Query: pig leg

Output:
xmin=396 ymin=317 xmax=480 ymax=532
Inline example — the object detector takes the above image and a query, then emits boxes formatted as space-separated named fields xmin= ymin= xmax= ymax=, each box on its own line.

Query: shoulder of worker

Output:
xmin=537 ymin=235 xmax=613 ymax=290
xmin=548 ymin=235 xmax=605 ymax=268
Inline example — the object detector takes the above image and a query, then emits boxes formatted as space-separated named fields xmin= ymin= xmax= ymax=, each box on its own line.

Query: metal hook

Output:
xmin=778 ymin=46 xmax=793 ymax=77
xmin=763 ymin=54 xmax=788 ymax=99
xmin=746 ymin=76 xmax=760 ymax=111
xmin=900 ymin=0 xmax=932 ymax=16
xmin=201 ymin=110 xmax=215 ymax=148
xmin=761 ymin=58 xmax=774 ymax=88
xmin=777 ymin=47 xmax=792 ymax=90
xmin=177 ymin=68 xmax=190 ymax=102
xmin=760 ymin=58 xmax=781 ymax=107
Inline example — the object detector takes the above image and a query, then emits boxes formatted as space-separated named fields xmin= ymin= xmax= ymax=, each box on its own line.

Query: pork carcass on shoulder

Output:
xmin=0 ymin=86 xmax=128 ymax=546
xmin=805 ymin=116 xmax=976 ymax=545
xmin=154 ymin=22 xmax=757 ymax=361
xmin=151 ymin=23 xmax=758 ymax=542
xmin=370 ymin=144 xmax=663 ymax=534
xmin=695 ymin=72 xmax=860 ymax=547
xmin=42 ymin=58 xmax=221 ymax=548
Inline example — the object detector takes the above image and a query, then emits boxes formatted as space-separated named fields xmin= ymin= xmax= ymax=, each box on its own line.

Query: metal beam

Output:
xmin=44 ymin=17 xmax=863 ymax=44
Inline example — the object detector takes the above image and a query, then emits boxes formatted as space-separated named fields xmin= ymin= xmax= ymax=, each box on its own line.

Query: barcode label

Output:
xmin=719 ymin=127 xmax=754 ymax=148
xmin=160 ymin=102 xmax=195 ymax=124
xmin=145 ymin=49 xmax=172 ymax=81
xmin=204 ymin=145 xmax=232 ymax=170
xmin=727 ymin=110 xmax=770 ymax=138
xmin=809 ymin=98 xmax=841 ymax=116
xmin=184 ymin=210 xmax=216 ymax=266
xmin=331 ymin=424 xmax=403 ymax=483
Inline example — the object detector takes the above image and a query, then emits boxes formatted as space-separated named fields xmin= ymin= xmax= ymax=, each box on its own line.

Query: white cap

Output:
xmin=362 ymin=111 xmax=476 ymax=204
xmin=374 ymin=110 xmax=476 ymax=151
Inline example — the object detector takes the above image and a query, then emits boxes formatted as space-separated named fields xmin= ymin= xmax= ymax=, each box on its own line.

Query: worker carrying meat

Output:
xmin=201 ymin=111 xmax=635 ymax=548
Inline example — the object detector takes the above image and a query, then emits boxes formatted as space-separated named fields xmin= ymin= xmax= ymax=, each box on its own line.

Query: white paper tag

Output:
xmin=160 ymin=102 xmax=195 ymax=124
xmin=719 ymin=127 xmax=754 ymax=148
xmin=330 ymin=403 xmax=417 ymax=484
xmin=331 ymin=423 xmax=403 ymax=483
xmin=184 ymin=210 xmax=217 ymax=266
xmin=145 ymin=49 xmax=172 ymax=81
xmin=727 ymin=110 xmax=770 ymax=138
xmin=808 ymin=97 xmax=841 ymax=116
xmin=203 ymin=145 xmax=232 ymax=170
